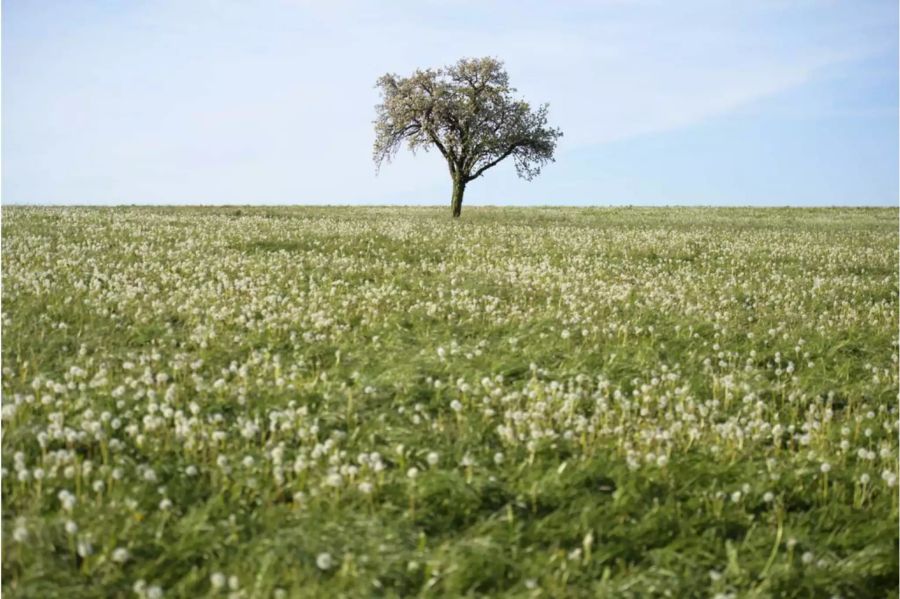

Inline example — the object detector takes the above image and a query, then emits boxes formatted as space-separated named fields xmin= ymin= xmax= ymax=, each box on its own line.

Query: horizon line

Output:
xmin=2 ymin=202 xmax=898 ymax=209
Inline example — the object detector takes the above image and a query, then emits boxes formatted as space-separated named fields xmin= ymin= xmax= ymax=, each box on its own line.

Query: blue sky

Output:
xmin=3 ymin=0 xmax=898 ymax=206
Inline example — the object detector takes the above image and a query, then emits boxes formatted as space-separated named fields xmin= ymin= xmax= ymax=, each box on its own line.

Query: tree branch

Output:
xmin=468 ymin=142 xmax=523 ymax=181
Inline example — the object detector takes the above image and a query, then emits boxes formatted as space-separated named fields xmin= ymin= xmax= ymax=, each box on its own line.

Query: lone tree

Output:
xmin=374 ymin=57 xmax=563 ymax=218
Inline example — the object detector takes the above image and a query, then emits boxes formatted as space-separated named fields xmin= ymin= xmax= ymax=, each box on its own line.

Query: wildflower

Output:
xmin=13 ymin=525 xmax=28 ymax=542
xmin=112 ymin=547 xmax=130 ymax=563
xmin=58 ymin=490 xmax=76 ymax=511
xmin=77 ymin=539 xmax=94 ymax=557
xmin=316 ymin=552 xmax=334 ymax=570
xmin=426 ymin=452 xmax=440 ymax=466
xmin=210 ymin=572 xmax=226 ymax=589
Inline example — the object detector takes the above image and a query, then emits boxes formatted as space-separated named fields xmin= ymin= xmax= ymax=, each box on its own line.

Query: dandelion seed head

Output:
xmin=316 ymin=552 xmax=334 ymax=570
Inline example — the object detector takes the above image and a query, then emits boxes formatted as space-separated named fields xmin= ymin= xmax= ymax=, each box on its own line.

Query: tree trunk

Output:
xmin=450 ymin=178 xmax=466 ymax=218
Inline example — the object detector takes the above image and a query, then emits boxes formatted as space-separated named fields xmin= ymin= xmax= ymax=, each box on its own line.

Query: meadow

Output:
xmin=1 ymin=205 xmax=898 ymax=598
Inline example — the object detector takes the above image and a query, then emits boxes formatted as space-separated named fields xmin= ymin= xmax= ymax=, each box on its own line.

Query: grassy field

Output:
xmin=2 ymin=206 xmax=898 ymax=598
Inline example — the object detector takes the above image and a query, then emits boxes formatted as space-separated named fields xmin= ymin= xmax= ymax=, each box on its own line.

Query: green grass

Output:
xmin=2 ymin=205 xmax=898 ymax=598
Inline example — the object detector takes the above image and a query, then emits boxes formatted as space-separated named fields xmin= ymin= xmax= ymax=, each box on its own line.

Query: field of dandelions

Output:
xmin=1 ymin=206 xmax=898 ymax=598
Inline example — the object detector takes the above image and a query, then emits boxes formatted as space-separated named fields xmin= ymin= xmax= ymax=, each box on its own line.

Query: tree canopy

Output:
xmin=374 ymin=57 xmax=563 ymax=217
